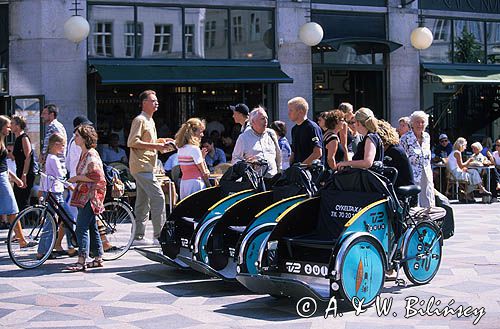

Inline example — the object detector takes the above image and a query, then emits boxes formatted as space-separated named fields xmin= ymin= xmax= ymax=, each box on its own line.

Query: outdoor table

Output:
xmin=156 ymin=174 xmax=177 ymax=213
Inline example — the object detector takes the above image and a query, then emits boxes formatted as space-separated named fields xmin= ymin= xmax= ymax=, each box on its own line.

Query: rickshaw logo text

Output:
xmin=296 ymin=296 xmax=485 ymax=324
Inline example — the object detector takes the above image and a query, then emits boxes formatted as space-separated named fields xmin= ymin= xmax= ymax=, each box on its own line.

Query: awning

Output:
xmin=313 ymin=37 xmax=403 ymax=55
xmin=423 ymin=63 xmax=500 ymax=84
xmin=88 ymin=60 xmax=293 ymax=85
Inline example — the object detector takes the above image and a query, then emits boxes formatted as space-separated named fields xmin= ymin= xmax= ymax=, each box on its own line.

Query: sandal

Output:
xmin=86 ymin=259 xmax=104 ymax=268
xmin=64 ymin=262 xmax=86 ymax=272
xmin=67 ymin=249 xmax=78 ymax=257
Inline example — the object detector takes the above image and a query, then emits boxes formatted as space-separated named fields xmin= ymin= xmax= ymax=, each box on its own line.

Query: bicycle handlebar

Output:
xmin=38 ymin=172 xmax=73 ymax=189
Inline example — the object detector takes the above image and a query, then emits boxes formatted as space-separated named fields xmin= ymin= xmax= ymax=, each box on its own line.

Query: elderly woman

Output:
xmin=448 ymin=137 xmax=491 ymax=202
xmin=66 ymin=125 xmax=107 ymax=272
xmin=400 ymin=111 xmax=434 ymax=207
xmin=337 ymin=107 xmax=383 ymax=170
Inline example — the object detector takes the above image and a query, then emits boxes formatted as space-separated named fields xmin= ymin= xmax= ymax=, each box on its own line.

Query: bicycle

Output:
xmin=7 ymin=172 xmax=136 ymax=269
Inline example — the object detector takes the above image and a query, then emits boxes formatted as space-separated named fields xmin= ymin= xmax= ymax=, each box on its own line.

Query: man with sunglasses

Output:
xmin=433 ymin=133 xmax=453 ymax=163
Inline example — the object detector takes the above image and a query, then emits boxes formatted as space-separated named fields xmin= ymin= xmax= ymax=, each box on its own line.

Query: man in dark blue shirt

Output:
xmin=433 ymin=133 xmax=453 ymax=162
xmin=288 ymin=97 xmax=323 ymax=165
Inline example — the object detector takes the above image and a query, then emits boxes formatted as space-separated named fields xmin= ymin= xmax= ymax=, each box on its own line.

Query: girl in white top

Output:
xmin=447 ymin=137 xmax=491 ymax=201
xmin=175 ymin=118 xmax=210 ymax=199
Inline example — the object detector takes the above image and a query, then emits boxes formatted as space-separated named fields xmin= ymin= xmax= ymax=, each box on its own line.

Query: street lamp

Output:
xmin=299 ymin=22 xmax=324 ymax=46
xmin=63 ymin=0 xmax=90 ymax=43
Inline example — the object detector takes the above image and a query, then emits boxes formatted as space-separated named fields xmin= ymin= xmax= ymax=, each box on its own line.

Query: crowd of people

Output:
xmin=2 ymin=89 xmax=500 ymax=272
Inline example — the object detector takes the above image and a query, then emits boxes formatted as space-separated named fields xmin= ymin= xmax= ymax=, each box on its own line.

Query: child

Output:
xmin=38 ymin=133 xmax=76 ymax=258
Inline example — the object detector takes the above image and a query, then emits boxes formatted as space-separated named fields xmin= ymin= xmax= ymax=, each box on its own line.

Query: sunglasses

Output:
xmin=440 ymin=139 xmax=448 ymax=142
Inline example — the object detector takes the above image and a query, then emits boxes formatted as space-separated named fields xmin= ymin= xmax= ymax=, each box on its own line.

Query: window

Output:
xmin=433 ymin=19 xmax=450 ymax=41
xmin=124 ymin=22 xmax=143 ymax=57
xmin=454 ymin=20 xmax=485 ymax=64
xmin=487 ymin=22 xmax=500 ymax=64
xmin=153 ymin=24 xmax=172 ymax=54
xmin=94 ymin=22 xmax=113 ymax=57
xmin=205 ymin=21 xmax=216 ymax=49
xmin=185 ymin=25 xmax=194 ymax=55
xmin=232 ymin=16 xmax=243 ymax=43
xmin=250 ymin=13 xmax=261 ymax=41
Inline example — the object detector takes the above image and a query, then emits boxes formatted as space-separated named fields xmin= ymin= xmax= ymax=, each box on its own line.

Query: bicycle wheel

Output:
xmin=402 ymin=221 xmax=442 ymax=285
xmin=337 ymin=236 xmax=385 ymax=308
xmin=7 ymin=206 xmax=57 ymax=269
xmin=100 ymin=200 xmax=136 ymax=261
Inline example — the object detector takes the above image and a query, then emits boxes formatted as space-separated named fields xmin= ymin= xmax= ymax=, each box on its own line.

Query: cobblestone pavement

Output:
xmin=1 ymin=201 xmax=499 ymax=329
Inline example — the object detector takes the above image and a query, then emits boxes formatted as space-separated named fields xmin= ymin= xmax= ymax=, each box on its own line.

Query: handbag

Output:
xmin=111 ymin=176 xmax=125 ymax=198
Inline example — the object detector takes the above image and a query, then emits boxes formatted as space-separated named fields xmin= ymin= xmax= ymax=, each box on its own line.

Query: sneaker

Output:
xmin=153 ymin=238 xmax=160 ymax=246
xmin=132 ymin=238 xmax=153 ymax=246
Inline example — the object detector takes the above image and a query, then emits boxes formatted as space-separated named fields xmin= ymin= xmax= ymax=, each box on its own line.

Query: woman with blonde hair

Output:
xmin=175 ymin=118 xmax=210 ymax=199
xmin=0 ymin=115 xmax=30 ymax=247
xmin=378 ymin=120 xmax=414 ymax=187
xmin=448 ymin=137 xmax=491 ymax=202
xmin=400 ymin=111 xmax=434 ymax=207
xmin=337 ymin=107 xmax=383 ymax=170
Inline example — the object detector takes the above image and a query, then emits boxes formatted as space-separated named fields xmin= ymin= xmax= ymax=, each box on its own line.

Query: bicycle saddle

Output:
xmin=395 ymin=185 xmax=421 ymax=197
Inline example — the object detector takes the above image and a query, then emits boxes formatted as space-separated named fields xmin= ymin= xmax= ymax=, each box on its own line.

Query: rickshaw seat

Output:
xmin=181 ymin=217 xmax=196 ymax=224
xmin=395 ymin=185 xmax=421 ymax=197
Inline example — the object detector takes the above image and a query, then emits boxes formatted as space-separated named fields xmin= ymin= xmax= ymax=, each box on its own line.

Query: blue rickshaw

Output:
xmin=177 ymin=163 xmax=322 ymax=280
xmin=236 ymin=168 xmax=444 ymax=308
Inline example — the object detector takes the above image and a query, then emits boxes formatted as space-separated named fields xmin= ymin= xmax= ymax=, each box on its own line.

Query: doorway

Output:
xmin=313 ymin=69 xmax=385 ymax=118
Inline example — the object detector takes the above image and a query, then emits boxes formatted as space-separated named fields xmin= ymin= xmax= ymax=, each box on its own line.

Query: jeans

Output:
xmin=37 ymin=192 xmax=75 ymax=255
xmin=75 ymin=201 xmax=103 ymax=258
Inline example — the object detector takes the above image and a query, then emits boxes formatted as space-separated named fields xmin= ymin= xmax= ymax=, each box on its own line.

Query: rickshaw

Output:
xmin=236 ymin=168 xmax=444 ymax=308
xmin=177 ymin=163 xmax=322 ymax=280
xmin=135 ymin=161 xmax=265 ymax=268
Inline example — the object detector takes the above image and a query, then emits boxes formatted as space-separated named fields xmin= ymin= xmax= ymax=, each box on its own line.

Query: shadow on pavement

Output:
xmin=158 ymin=279 xmax=250 ymax=298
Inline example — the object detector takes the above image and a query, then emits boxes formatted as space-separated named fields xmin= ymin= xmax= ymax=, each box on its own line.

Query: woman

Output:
xmin=175 ymin=118 xmax=210 ymax=199
xmin=11 ymin=115 xmax=35 ymax=211
xmin=322 ymin=110 xmax=346 ymax=171
xmin=317 ymin=111 xmax=328 ymax=132
xmin=270 ymin=121 xmax=291 ymax=170
xmin=400 ymin=111 xmax=434 ymax=207
xmin=0 ymin=116 xmax=30 ymax=247
xmin=448 ymin=137 xmax=491 ymax=201
xmin=378 ymin=120 xmax=414 ymax=187
xmin=66 ymin=125 xmax=106 ymax=272
xmin=337 ymin=107 xmax=383 ymax=170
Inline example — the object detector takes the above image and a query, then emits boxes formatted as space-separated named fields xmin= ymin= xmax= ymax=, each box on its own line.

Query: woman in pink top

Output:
xmin=175 ymin=118 xmax=209 ymax=199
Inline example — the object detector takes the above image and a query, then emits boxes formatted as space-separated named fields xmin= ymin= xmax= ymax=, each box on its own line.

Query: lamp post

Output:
xmin=63 ymin=0 xmax=89 ymax=43
xmin=299 ymin=22 xmax=324 ymax=46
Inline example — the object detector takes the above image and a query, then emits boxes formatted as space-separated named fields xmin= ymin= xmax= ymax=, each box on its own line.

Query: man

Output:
xmin=433 ymin=133 xmax=453 ymax=161
xmin=127 ymin=90 xmax=171 ymax=245
xmin=201 ymin=137 xmax=226 ymax=172
xmin=230 ymin=103 xmax=250 ymax=134
xmin=287 ymin=97 xmax=323 ymax=166
xmin=232 ymin=107 xmax=281 ymax=177
xmin=40 ymin=104 xmax=67 ymax=164
xmin=397 ymin=116 xmax=411 ymax=137
xmin=101 ymin=133 xmax=128 ymax=164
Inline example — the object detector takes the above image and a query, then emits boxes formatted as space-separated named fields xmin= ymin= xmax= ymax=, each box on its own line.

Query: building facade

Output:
xmin=3 ymin=0 xmax=500 ymax=147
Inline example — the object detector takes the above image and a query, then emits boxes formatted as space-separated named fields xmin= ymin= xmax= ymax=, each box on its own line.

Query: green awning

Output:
xmin=313 ymin=37 xmax=402 ymax=55
xmin=423 ymin=64 xmax=500 ymax=84
xmin=89 ymin=61 xmax=293 ymax=85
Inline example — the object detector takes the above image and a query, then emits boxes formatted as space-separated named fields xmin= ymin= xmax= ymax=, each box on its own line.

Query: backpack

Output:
xmin=103 ymin=163 xmax=125 ymax=198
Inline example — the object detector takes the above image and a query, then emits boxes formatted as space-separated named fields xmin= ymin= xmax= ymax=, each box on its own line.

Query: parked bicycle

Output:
xmin=7 ymin=172 xmax=136 ymax=269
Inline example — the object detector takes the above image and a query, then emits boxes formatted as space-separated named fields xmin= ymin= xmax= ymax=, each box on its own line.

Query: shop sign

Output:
xmin=420 ymin=0 xmax=500 ymax=14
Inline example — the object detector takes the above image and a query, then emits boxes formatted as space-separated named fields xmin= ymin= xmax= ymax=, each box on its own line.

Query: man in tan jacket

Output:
xmin=127 ymin=90 xmax=171 ymax=245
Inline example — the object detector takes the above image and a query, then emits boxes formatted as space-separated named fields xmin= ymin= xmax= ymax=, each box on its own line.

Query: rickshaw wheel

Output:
xmin=338 ymin=236 xmax=385 ymax=308
xmin=402 ymin=221 xmax=442 ymax=285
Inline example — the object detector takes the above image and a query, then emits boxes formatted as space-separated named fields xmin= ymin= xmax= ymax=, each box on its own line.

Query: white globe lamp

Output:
xmin=299 ymin=22 xmax=324 ymax=46
xmin=410 ymin=26 xmax=433 ymax=50
xmin=64 ymin=15 xmax=90 ymax=43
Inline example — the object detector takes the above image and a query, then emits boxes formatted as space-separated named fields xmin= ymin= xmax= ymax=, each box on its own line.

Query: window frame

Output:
xmin=93 ymin=21 xmax=113 ymax=57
